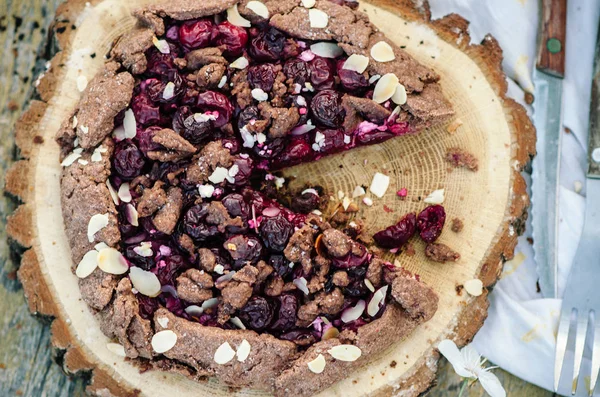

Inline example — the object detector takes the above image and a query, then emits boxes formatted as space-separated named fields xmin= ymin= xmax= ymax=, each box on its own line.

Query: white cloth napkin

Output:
xmin=427 ymin=0 xmax=600 ymax=395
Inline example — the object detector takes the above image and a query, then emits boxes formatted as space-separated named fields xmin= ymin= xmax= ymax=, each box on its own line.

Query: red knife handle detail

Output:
xmin=536 ymin=0 xmax=567 ymax=77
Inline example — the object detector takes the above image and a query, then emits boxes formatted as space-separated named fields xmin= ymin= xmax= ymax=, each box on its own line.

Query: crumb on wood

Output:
xmin=451 ymin=218 xmax=464 ymax=233
xmin=404 ymin=243 xmax=415 ymax=257
xmin=446 ymin=118 xmax=463 ymax=134
xmin=564 ymin=127 xmax=572 ymax=134
xmin=446 ymin=148 xmax=479 ymax=171
xmin=455 ymin=285 xmax=464 ymax=296
xmin=7 ymin=100 xmax=18 ymax=111
xmin=536 ymin=280 xmax=541 ymax=294
xmin=33 ymin=135 xmax=44 ymax=144
xmin=6 ymin=270 xmax=17 ymax=280
xmin=527 ymin=237 xmax=534 ymax=245
xmin=524 ymin=92 xmax=534 ymax=105
xmin=390 ymin=360 xmax=397 ymax=368
xmin=425 ymin=243 xmax=461 ymax=263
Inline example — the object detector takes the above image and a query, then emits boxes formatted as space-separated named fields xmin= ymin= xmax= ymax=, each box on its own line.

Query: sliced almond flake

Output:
xmin=91 ymin=147 xmax=103 ymax=162
xmin=364 ymin=279 xmax=375 ymax=292
xmin=185 ymin=305 xmax=204 ymax=316
xmin=123 ymin=109 xmax=137 ymax=140
xmin=391 ymin=83 xmax=407 ymax=105
xmin=370 ymin=41 xmax=395 ymax=62
xmin=302 ymin=188 xmax=319 ymax=196
xmin=157 ymin=317 xmax=169 ymax=328
xmin=198 ymin=184 xmax=215 ymax=198
xmin=424 ymin=189 xmax=445 ymax=204
xmin=76 ymin=75 xmax=88 ymax=92
xmin=117 ymin=183 xmax=132 ymax=203
xmin=256 ymin=132 xmax=267 ymax=144
xmin=464 ymin=279 xmax=483 ymax=297
xmin=343 ymin=54 xmax=369 ymax=73
xmin=214 ymin=342 xmax=236 ymax=365
xmin=301 ymin=0 xmax=316 ymax=8
xmin=369 ymin=74 xmax=381 ymax=84
xmin=373 ymin=73 xmax=399 ymax=104
xmin=125 ymin=204 xmax=139 ymax=226
xmin=322 ymin=326 xmax=339 ymax=340
xmin=342 ymin=196 xmax=352 ymax=211
xmin=274 ymin=176 xmax=285 ymax=189
xmin=130 ymin=266 xmax=161 ymax=297
xmin=76 ymin=159 xmax=88 ymax=165
xmin=105 ymin=180 xmax=119 ymax=205
xmin=80 ymin=125 xmax=89 ymax=134
xmin=214 ymin=264 xmax=225 ymax=275
xmin=152 ymin=36 xmax=170 ymax=54
xmin=246 ymin=1 xmax=269 ymax=18
xmin=312 ymin=209 xmax=323 ymax=216
xmin=202 ymin=297 xmax=219 ymax=309
xmin=152 ymin=330 xmax=177 ymax=353
xmin=369 ymin=172 xmax=390 ymax=198
xmin=230 ymin=56 xmax=249 ymax=69
xmin=76 ymin=250 xmax=99 ymax=278
xmin=218 ymin=75 xmax=228 ymax=89
xmin=352 ymin=186 xmax=366 ymax=198
xmin=94 ymin=242 xmax=109 ymax=251
xmin=327 ymin=345 xmax=362 ymax=362
xmin=293 ymin=277 xmax=309 ymax=295
xmin=162 ymin=82 xmax=176 ymax=100
xmin=337 ymin=190 xmax=345 ymax=200
xmin=446 ymin=118 xmax=463 ymax=134
xmin=230 ymin=317 xmax=246 ymax=330
xmin=367 ymin=285 xmax=388 ymax=316
xmin=72 ymin=115 xmax=78 ymax=129
xmin=133 ymin=242 xmax=153 ymax=257
xmin=341 ymin=299 xmax=365 ymax=323
xmin=344 ymin=134 xmax=351 ymax=144
xmin=362 ymin=197 xmax=373 ymax=206
xmin=307 ymin=354 xmax=326 ymax=374
xmin=227 ymin=4 xmax=252 ymax=27
xmin=209 ymin=166 xmax=234 ymax=184
xmin=87 ymin=213 xmax=109 ymax=242
xmin=97 ymin=247 xmax=129 ymax=275
xmin=106 ymin=343 xmax=127 ymax=357
xmin=309 ymin=8 xmax=329 ymax=28
xmin=236 ymin=339 xmax=251 ymax=362
xmin=61 ymin=151 xmax=82 ymax=167
xmin=310 ymin=42 xmax=343 ymax=59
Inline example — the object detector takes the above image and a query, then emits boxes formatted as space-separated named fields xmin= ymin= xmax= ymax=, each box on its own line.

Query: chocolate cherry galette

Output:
xmin=56 ymin=0 xmax=453 ymax=395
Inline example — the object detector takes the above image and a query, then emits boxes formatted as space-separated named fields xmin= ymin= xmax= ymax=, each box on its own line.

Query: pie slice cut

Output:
xmin=55 ymin=0 xmax=454 ymax=395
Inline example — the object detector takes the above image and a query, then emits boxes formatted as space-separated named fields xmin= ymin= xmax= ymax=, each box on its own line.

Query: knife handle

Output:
xmin=536 ymin=0 xmax=567 ymax=77
xmin=588 ymin=28 xmax=600 ymax=178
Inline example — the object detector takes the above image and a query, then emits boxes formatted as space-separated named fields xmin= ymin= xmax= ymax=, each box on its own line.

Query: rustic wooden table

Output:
xmin=0 ymin=0 xmax=554 ymax=396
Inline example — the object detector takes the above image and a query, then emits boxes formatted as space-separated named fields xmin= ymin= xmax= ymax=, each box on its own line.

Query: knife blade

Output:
xmin=531 ymin=0 xmax=567 ymax=299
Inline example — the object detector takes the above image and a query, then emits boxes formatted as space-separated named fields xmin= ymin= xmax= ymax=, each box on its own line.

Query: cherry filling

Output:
xmin=109 ymin=14 xmax=418 ymax=348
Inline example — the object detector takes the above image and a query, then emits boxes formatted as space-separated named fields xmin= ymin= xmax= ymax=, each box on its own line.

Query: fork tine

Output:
xmin=572 ymin=310 xmax=590 ymax=395
xmin=590 ymin=322 xmax=600 ymax=396
xmin=555 ymin=310 xmax=572 ymax=392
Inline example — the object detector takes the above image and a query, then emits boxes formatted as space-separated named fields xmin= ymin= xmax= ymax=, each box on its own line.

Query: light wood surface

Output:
xmin=0 ymin=0 xmax=550 ymax=396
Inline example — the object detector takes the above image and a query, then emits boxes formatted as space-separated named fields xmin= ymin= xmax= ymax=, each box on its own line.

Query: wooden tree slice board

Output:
xmin=6 ymin=0 xmax=535 ymax=396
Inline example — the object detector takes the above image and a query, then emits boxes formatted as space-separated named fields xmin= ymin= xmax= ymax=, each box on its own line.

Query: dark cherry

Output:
xmin=196 ymin=91 xmax=233 ymax=128
xmin=146 ymin=46 xmax=178 ymax=76
xmin=222 ymin=193 xmax=250 ymax=218
xmin=178 ymin=19 xmax=213 ymax=50
xmin=237 ymin=106 xmax=260 ymax=130
xmin=125 ymin=244 xmax=155 ymax=270
xmin=355 ymin=129 xmax=395 ymax=145
xmin=269 ymin=254 xmax=292 ymax=279
xmin=225 ymin=235 xmax=263 ymax=266
xmin=311 ymin=90 xmax=344 ymax=128
xmin=270 ymin=294 xmax=299 ymax=331
xmin=231 ymin=156 xmax=254 ymax=186
xmin=332 ymin=244 xmax=368 ymax=269
xmin=259 ymin=213 xmax=294 ymax=252
xmin=279 ymin=330 xmax=317 ymax=345
xmin=319 ymin=129 xmax=347 ymax=153
xmin=183 ymin=204 xmax=220 ymax=242
xmin=253 ymin=137 xmax=286 ymax=159
xmin=291 ymin=192 xmax=320 ymax=214
xmin=247 ymin=63 xmax=277 ymax=92
xmin=239 ymin=296 xmax=274 ymax=331
xmin=131 ymin=94 xmax=161 ymax=127
xmin=416 ymin=205 xmax=446 ymax=243
xmin=248 ymin=27 xmax=287 ymax=62
xmin=373 ymin=213 xmax=417 ymax=248
xmin=143 ymin=72 xmax=185 ymax=103
xmin=112 ymin=140 xmax=146 ymax=180
xmin=172 ymin=106 xmax=212 ymax=144
xmin=138 ymin=296 xmax=160 ymax=319
xmin=155 ymin=254 xmax=189 ymax=285
xmin=135 ymin=126 xmax=163 ymax=154
xmin=283 ymin=58 xmax=311 ymax=85
xmin=165 ymin=25 xmax=179 ymax=41
xmin=337 ymin=59 xmax=369 ymax=92
xmin=273 ymin=138 xmax=311 ymax=168
xmin=309 ymin=57 xmax=335 ymax=90
xmin=212 ymin=21 xmax=248 ymax=56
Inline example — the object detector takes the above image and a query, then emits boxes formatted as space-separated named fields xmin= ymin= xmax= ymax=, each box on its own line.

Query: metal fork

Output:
xmin=554 ymin=38 xmax=600 ymax=395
